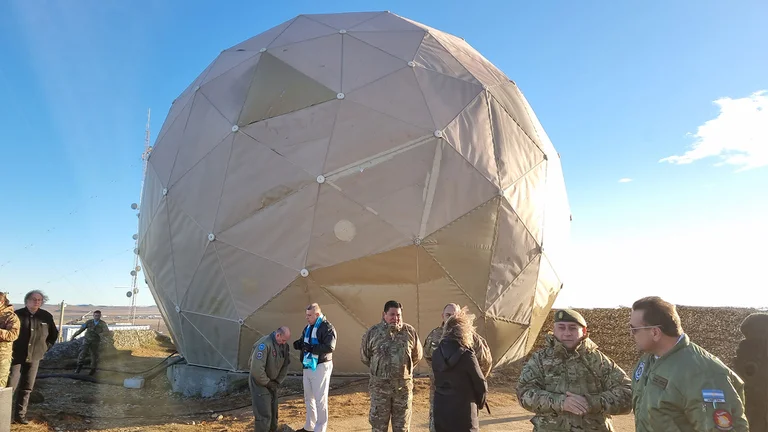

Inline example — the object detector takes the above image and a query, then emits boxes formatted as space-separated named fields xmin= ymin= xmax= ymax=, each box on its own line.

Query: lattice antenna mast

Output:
xmin=128 ymin=109 xmax=152 ymax=325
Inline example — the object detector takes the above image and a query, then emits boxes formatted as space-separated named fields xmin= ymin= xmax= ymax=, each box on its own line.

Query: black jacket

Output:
xmin=292 ymin=318 xmax=336 ymax=367
xmin=432 ymin=339 xmax=488 ymax=432
xmin=12 ymin=307 xmax=59 ymax=364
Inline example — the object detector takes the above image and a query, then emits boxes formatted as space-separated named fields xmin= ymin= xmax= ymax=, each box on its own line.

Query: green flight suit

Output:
xmin=249 ymin=332 xmax=290 ymax=432
xmin=632 ymin=334 xmax=748 ymax=432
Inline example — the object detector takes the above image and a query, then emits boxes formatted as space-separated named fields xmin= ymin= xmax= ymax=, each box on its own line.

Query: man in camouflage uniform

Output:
xmin=735 ymin=312 xmax=768 ymax=432
xmin=424 ymin=303 xmax=492 ymax=431
xmin=0 ymin=292 xmax=20 ymax=387
xmin=72 ymin=310 xmax=109 ymax=375
xmin=517 ymin=309 xmax=632 ymax=431
xmin=630 ymin=296 xmax=748 ymax=431
xmin=249 ymin=326 xmax=291 ymax=432
xmin=360 ymin=300 xmax=423 ymax=432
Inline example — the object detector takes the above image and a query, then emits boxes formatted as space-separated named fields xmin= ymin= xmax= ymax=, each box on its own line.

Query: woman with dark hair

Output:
xmin=431 ymin=307 xmax=488 ymax=432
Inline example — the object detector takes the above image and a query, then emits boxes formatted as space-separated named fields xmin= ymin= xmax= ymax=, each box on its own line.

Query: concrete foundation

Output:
xmin=0 ymin=386 xmax=11 ymax=432
xmin=167 ymin=364 xmax=249 ymax=398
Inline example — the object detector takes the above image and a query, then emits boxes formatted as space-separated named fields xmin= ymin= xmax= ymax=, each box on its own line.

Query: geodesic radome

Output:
xmin=138 ymin=11 xmax=571 ymax=373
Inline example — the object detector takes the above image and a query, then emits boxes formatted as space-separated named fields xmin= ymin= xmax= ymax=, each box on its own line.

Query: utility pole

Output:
xmin=57 ymin=300 xmax=66 ymax=342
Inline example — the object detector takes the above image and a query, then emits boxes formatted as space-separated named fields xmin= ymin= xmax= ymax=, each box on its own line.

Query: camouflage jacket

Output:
xmin=361 ymin=321 xmax=422 ymax=380
xmin=249 ymin=332 xmax=290 ymax=387
xmin=517 ymin=334 xmax=632 ymax=431
xmin=632 ymin=334 xmax=748 ymax=432
xmin=424 ymin=325 xmax=492 ymax=378
xmin=0 ymin=303 xmax=20 ymax=359
xmin=76 ymin=319 xmax=109 ymax=344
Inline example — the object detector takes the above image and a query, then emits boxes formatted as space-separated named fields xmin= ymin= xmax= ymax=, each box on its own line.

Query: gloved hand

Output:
xmin=292 ymin=340 xmax=303 ymax=350
xmin=303 ymin=342 xmax=314 ymax=354
xmin=266 ymin=380 xmax=278 ymax=391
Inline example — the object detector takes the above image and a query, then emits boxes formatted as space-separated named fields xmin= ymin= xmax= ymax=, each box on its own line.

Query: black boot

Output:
xmin=14 ymin=416 xmax=29 ymax=425
xmin=89 ymin=368 xmax=96 ymax=376
xmin=75 ymin=364 xmax=82 ymax=374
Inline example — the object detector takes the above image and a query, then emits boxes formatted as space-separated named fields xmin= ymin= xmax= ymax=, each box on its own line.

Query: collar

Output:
xmin=654 ymin=333 xmax=687 ymax=359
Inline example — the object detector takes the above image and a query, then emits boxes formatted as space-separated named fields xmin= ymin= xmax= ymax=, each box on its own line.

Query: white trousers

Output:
xmin=303 ymin=361 xmax=333 ymax=432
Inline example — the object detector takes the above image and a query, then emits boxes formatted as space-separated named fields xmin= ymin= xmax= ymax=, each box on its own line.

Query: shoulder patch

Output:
xmin=703 ymin=389 xmax=726 ymax=403
xmin=256 ymin=351 xmax=263 ymax=360
xmin=713 ymin=409 xmax=733 ymax=430
xmin=258 ymin=343 xmax=265 ymax=351
xmin=634 ymin=361 xmax=645 ymax=381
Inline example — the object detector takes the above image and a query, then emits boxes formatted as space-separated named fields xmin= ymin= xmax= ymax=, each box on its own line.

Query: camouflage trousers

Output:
xmin=368 ymin=376 xmax=413 ymax=432
xmin=0 ymin=356 xmax=11 ymax=387
xmin=78 ymin=341 xmax=100 ymax=368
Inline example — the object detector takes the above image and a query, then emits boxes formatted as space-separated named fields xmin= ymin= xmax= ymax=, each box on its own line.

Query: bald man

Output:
xmin=249 ymin=326 xmax=291 ymax=432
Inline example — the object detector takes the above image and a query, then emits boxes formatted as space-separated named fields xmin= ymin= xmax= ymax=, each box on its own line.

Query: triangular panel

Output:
xmin=200 ymin=53 xmax=261 ymax=124
xmin=181 ymin=312 xmax=238 ymax=370
xmin=167 ymin=198 xmax=209 ymax=303
xmin=346 ymin=66 xmax=434 ymax=130
xmin=414 ymin=67 xmax=483 ymax=129
xmin=428 ymin=30 xmax=508 ymax=86
xmin=216 ymin=242 xmax=300 ymax=320
xmin=422 ymin=198 xmax=498 ymax=307
xmin=269 ymin=16 xmax=337 ymax=48
xmin=238 ymin=323 xmax=262 ymax=371
xmin=144 ymin=276 xmax=183 ymax=349
xmin=200 ymin=51 xmax=261 ymax=88
xmin=139 ymin=199 xmax=176 ymax=304
xmin=349 ymin=30 xmax=425 ymax=62
xmin=483 ymin=316 xmax=527 ymax=365
xmin=227 ymin=18 xmax=295 ymax=52
xmin=306 ymin=185 xmax=412 ymax=269
xmin=504 ymin=161 xmax=547 ymax=245
xmin=269 ymin=34 xmax=342 ymax=93
xmin=242 ymin=100 xmax=339 ymax=176
xmin=487 ymin=254 xmax=541 ymax=323
xmin=149 ymin=98 xmax=193 ymax=187
xmin=489 ymin=95 xmax=545 ymax=189
xmin=495 ymin=326 xmax=529 ymax=367
xmin=214 ymin=132 xmax=316 ymax=233
xmin=180 ymin=243 xmax=238 ymax=321
xmin=488 ymin=83 xmax=541 ymax=151
xmin=350 ymin=13 xmax=425 ymax=32
xmin=421 ymin=142 xmax=498 ymax=237
xmin=330 ymin=139 xmax=437 ymax=238
xmin=138 ymin=164 xmax=164 ymax=244
xmin=167 ymin=134 xmax=233 ymax=234
xmin=323 ymin=100 xmax=431 ymax=173
xmin=341 ymin=35 xmax=406 ymax=93
xmin=416 ymin=246 xmax=476 ymax=334
xmin=238 ymin=52 xmax=337 ymax=126
xmin=414 ymin=33 xmax=478 ymax=84
xmin=486 ymin=199 xmax=540 ymax=309
xmin=169 ymin=94 xmax=232 ymax=187
xmin=443 ymin=92 xmax=498 ymax=187
xmin=306 ymin=12 xmax=384 ymax=30
xmin=526 ymin=255 xmax=561 ymax=354
xmin=217 ymin=184 xmax=317 ymax=271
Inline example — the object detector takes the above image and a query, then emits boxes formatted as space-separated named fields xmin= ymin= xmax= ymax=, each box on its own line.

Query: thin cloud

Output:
xmin=660 ymin=90 xmax=768 ymax=171
xmin=618 ymin=178 xmax=633 ymax=183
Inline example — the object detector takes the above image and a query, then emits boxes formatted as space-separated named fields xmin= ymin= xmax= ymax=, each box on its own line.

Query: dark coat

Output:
xmin=432 ymin=339 xmax=488 ymax=432
xmin=12 ymin=307 xmax=58 ymax=364
xmin=292 ymin=318 xmax=337 ymax=366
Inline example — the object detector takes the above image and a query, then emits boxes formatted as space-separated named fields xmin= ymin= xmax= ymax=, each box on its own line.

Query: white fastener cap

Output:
xmin=162 ymin=188 xmax=168 ymax=196
xmin=316 ymin=175 xmax=326 ymax=184
xmin=300 ymin=269 xmax=310 ymax=277
xmin=339 ymin=29 xmax=347 ymax=34
xmin=259 ymin=48 xmax=267 ymax=53
xmin=337 ymin=93 xmax=345 ymax=100
xmin=231 ymin=125 xmax=239 ymax=132
xmin=433 ymin=130 xmax=443 ymax=138
xmin=208 ymin=233 xmax=216 ymax=242
xmin=408 ymin=61 xmax=416 ymax=67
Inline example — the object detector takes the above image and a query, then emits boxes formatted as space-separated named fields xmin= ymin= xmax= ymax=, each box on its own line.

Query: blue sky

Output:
xmin=0 ymin=0 xmax=765 ymax=308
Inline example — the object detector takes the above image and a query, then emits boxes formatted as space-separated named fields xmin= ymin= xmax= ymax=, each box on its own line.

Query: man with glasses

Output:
xmin=517 ymin=309 xmax=632 ymax=431
xmin=630 ymin=296 xmax=748 ymax=431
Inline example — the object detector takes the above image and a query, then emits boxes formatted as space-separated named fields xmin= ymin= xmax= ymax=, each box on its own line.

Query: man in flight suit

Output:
xmin=249 ymin=326 xmax=291 ymax=432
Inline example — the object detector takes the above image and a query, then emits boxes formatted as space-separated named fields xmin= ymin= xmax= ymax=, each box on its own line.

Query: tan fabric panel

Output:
xmin=138 ymin=164 xmax=163 ymax=244
xmin=269 ymin=34 xmax=342 ymax=93
xmin=181 ymin=312 xmax=238 ymax=370
xmin=269 ymin=16 xmax=337 ymax=48
xmin=483 ymin=316 xmax=527 ymax=365
xmin=323 ymin=100 xmax=431 ymax=173
xmin=237 ymin=323 xmax=262 ymax=370
xmin=216 ymin=242 xmax=301 ymax=320
xmin=139 ymin=199 xmax=176 ymax=305
xmin=487 ymin=255 xmax=541 ymax=324
xmin=167 ymin=198 xmax=208 ymax=303
xmin=243 ymin=101 xmax=339 ymax=176
xmin=180 ymin=243 xmax=238 ymax=321
xmin=199 ymin=53 xmax=261 ymax=124
xmin=217 ymin=184 xmax=316 ymax=271
xmin=526 ymin=255 xmax=561 ymax=354
xmin=423 ymin=198 xmax=498 ymax=308
xmin=413 ymin=33 xmax=478 ymax=84
xmin=489 ymin=94 xmax=545 ymax=190
xmin=238 ymin=52 xmax=337 ymax=127
xmin=428 ymin=30 xmax=508 ymax=87
xmin=157 ymin=58 xmax=215 ymax=142
xmin=199 ymin=51 xmax=260 ymax=90
xmin=495 ymin=325 xmax=529 ymax=367
xmin=214 ymin=132 xmax=315 ymax=233
xmin=341 ymin=35 xmax=406 ymax=93
xmin=486 ymin=199 xmax=540 ymax=309
xmin=149 ymin=96 xmax=193 ymax=187
xmin=414 ymin=66 xmax=483 ymax=129
xmin=306 ymin=188 xmax=412 ymax=268
xmin=443 ymin=92 xmax=498 ymax=187
xmin=167 ymin=134 xmax=233 ymax=234
xmin=504 ymin=161 xmax=547 ymax=245
xmin=346 ymin=66 xmax=434 ymax=130
xmin=331 ymin=139 xmax=437 ymax=238
xmin=421 ymin=142 xmax=497 ymax=236
xmin=349 ymin=30 xmax=426 ymax=62
xmin=350 ymin=12 xmax=425 ymax=32
xmin=305 ymin=12 xmax=384 ymax=31
xmin=488 ymin=83 xmax=542 ymax=152
xmin=169 ymin=94 xmax=232 ymax=187
xmin=417 ymin=246 xmax=477 ymax=335
xmin=145 ymin=276 xmax=184 ymax=348
xmin=226 ymin=18 xmax=294 ymax=52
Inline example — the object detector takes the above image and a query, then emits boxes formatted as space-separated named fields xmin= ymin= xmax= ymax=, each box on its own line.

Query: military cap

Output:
xmin=554 ymin=309 xmax=587 ymax=327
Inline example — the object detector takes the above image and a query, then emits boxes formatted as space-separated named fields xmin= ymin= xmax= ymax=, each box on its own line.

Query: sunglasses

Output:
xmin=629 ymin=325 xmax=660 ymax=335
